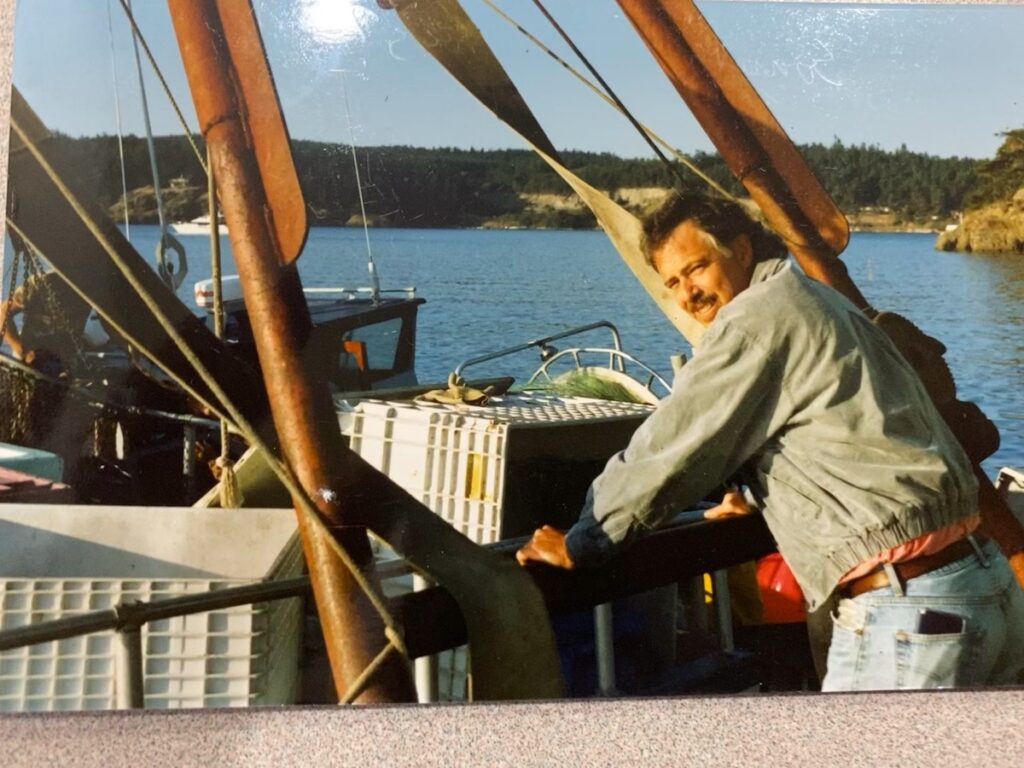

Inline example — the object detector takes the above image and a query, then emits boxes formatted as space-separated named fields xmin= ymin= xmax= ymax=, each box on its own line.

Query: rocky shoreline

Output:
xmin=935 ymin=189 xmax=1024 ymax=254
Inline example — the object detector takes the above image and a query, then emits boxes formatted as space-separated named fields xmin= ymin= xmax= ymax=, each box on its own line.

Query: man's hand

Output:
xmin=704 ymin=489 xmax=753 ymax=520
xmin=515 ymin=525 xmax=575 ymax=570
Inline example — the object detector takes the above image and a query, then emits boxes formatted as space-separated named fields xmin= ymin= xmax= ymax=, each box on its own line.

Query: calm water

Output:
xmin=8 ymin=225 xmax=1024 ymax=473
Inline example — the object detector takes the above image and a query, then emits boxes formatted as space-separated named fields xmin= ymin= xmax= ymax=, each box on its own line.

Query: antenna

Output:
xmin=334 ymin=69 xmax=381 ymax=304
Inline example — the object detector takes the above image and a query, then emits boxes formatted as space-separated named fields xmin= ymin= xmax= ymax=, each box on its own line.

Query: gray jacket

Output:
xmin=564 ymin=258 xmax=977 ymax=609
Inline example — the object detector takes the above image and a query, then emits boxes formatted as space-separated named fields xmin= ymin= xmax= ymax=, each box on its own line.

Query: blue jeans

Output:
xmin=822 ymin=539 xmax=1024 ymax=691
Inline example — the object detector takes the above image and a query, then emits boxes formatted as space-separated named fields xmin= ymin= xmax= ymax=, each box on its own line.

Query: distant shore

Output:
xmin=123 ymin=184 xmax=954 ymax=236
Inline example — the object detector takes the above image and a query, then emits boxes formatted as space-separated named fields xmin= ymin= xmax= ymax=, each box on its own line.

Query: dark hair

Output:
xmin=641 ymin=193 xmax=787 ymax=267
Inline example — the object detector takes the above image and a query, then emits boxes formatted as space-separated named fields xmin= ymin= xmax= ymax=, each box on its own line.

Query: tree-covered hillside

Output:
xmin=963 ymin=129 xmax=1024 ymax=208
xmin=41 ymin=133 xmax=980 ymax=228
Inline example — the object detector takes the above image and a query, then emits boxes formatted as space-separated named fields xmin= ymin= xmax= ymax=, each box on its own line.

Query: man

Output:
xmin=0 ymin=268 xmax=91 ymax=377
xmin=516 ymin=193 xmax=1024 ymax=690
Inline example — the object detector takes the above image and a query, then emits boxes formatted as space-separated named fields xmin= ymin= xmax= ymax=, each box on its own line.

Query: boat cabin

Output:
xmin=194 ymin=276 xmax=424 ymax=393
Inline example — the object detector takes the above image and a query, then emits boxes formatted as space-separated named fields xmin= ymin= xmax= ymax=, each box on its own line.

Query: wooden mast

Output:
xmin=167 ymin=0 xmax=415 ymax=702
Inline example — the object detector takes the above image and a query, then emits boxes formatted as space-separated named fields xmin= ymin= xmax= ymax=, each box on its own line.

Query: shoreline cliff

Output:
xmin=935 ymin=189 xmax=1024 ymax=254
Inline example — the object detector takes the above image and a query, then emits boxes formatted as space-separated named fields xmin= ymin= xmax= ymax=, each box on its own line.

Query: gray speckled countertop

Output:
xmin=2 ymin=690 xmax=1024 ymax=767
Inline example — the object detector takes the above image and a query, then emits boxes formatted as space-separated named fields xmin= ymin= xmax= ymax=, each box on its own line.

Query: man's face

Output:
xmin=651 ymin=220 xmax=753 ymax=326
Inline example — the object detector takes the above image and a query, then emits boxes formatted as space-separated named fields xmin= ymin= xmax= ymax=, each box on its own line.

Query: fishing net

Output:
xmin=0 ymin=355 xmax=104 ymax=465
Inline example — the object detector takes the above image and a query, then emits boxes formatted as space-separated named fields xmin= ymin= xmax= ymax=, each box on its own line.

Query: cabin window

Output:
xmin=339 ymin=317 xmax=403 ymax=373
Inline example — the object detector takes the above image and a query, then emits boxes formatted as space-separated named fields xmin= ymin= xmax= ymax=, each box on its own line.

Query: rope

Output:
xmin=116 ymin=0 xmax=207 ymax=176
xmin=479 ymin=0 xmax=735 ymax=201
xmin=529 ymin=0 xmax=687 ymax=194
xmin=206 ymin=146 xmax=242 ymax=508
xmin=0 ymin=244 xmax=22 ymax=347
xmin=106 ymin=0 xmax=131 ymax=239
xmin=11 ymin=117 xmax=405 ymax=699
xmin=339 ymin=628 xmax=406 ymax=705
xmin=124 ymin=0 xmax=188 ymax=293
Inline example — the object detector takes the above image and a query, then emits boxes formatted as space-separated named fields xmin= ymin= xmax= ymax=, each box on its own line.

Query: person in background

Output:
xmin=517 ymin=192 xmax=1024 ymax=691
xmin=1 ymin=268 xmax=91 ymax=378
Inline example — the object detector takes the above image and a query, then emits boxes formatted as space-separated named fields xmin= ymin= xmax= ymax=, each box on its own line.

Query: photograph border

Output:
xmin=1 ymin=1 xmax=1022 ymax=765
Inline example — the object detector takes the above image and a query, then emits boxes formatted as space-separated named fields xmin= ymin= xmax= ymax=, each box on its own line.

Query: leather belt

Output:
xmin=840 ymin=537 xmax=978 ymax=599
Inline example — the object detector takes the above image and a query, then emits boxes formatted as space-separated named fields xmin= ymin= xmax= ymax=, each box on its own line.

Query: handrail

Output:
xmin=0 ymin=513 xmax=775 ymax=707
xmin=0 ymin=513 xmax=774 ymax=660
xmin=0 ymin=576 xmax=311 ymax=653
xmin=452 ymin=320 xmax=623 ymax=381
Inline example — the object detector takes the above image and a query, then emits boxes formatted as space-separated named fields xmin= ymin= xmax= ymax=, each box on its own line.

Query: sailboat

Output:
xmin=2 ymin=0 xmax=1024 ymax=753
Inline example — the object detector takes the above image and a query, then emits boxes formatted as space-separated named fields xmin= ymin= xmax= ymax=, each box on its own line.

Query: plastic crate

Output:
xmin=340 ymin=393 xmax=653 ymax=545
xmin=0 ymin=505 xmax=303 ymax=711
xmin=341 ymin=393 xmax=653 ymax=701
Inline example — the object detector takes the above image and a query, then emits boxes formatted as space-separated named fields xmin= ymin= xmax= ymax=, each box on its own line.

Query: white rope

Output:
xmin=106 ymin=0 xmax=131 ymax=240
xmin=127 ymin=0 xmax=166 ymax=234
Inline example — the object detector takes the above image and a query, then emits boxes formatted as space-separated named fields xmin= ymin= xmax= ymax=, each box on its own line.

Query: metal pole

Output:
xmin=412 ymin=573 xmax=439 ymax=703
xmin=114 ymin=616 xmax=145 ymax=709
xmin=711 ymin=570 xmax=734 ymax=653
xmin=593 ymin=603 xmax=617 ymax=696
xmin=167 ymin=0 xmax=414 ymax=703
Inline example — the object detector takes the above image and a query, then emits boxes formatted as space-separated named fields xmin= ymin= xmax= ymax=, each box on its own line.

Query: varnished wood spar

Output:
xmin=167 ymin=0 xmax=415 ymax=703
xmin=617 ymin=0 xmax=866 ymax=309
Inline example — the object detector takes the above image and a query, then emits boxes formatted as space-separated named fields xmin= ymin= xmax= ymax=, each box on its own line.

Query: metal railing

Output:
xmin=0 ymin=576 xmax=311 ymax=709
xmin=452 ymin=320 xmax=625 ymax=381
xmin=0 ymin=514 xmax=777 ymax=708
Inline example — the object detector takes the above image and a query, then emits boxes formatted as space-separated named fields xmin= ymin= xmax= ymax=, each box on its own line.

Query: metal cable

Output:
xmin=106 ymin=0 xmax=132 ymax=239
xmin=205 ymin=147 xmax=239 ymax=506
xmin=528 ymin=0 xmax=691 ymax=194
xmin=10 ymin=119 xmax=406 ymax=697
xmin=116 ymin=0 xmax=207 ymax=175
xmin=479 ymin=0 xmax=735 ymax=201
xmin=338 ymin=70 xmax=382 ymax=303
xmin=127 ymin=0 xmax=166 ymax=234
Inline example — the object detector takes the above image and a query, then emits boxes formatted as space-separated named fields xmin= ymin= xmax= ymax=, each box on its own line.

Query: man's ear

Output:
xmin=730 ymin=234 xmax=753 ymax=270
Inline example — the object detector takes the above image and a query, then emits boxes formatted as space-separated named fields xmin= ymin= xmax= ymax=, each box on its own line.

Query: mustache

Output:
xmin=684 ymin=291 xmax=714 ymax=314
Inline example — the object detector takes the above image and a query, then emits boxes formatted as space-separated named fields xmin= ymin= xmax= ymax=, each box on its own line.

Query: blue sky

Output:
xmin=11 ymin=1 xmax=1024 ymax=160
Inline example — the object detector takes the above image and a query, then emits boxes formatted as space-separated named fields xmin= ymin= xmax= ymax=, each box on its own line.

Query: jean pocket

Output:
xmin=894 ymin=628 xmax=980 ymax=689
xmin=821 ymin=602 xmax=868 ymax=691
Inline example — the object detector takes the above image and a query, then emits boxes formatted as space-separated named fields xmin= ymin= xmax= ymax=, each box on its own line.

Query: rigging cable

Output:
xmin=479 ymin=0 xmax=734 ymax=201
xmin=338 ymin=70 xmax=382 ymax=304
xmin=204 ymin=146 xmax=241 ymax=508
xmin=125 ymin=0 xmax=187 ymax=292
xmin=528 ymin=0 xmax=694 ymax=194
xmin=9 ymin=123 xmax=407 ymax=702
xmin=116 ymin=0 xmax=207 ymax=176
xmin=106 ymin=0 xmax=131 ymax=240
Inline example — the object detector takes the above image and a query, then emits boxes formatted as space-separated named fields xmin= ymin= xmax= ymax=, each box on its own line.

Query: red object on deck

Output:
xmin=756 ymin=552 xmax=807 ymax=623
xmin=0 ymin=466 xmax=73 ymax=503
